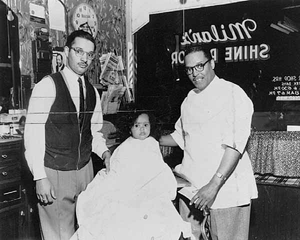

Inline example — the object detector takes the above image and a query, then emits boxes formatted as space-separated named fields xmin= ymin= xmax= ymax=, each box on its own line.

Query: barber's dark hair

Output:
xmin=65 ymin=30 xmax=96 ymax=50
xmin=184 ymin=45 xmax=212 ymax=60
xmin=56 ymin=53 xmax=63 ymax=60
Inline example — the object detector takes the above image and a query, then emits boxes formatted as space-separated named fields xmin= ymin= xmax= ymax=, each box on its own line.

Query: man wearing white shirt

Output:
xmin=24 ymin=30 xmax=111 ymax=240
xmin=160 ymin=45 xmax=257 ymax=240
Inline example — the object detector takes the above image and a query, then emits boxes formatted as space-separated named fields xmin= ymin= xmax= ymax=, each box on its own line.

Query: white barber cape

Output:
xmin=71 ymin=136 xmax=192 ymax=240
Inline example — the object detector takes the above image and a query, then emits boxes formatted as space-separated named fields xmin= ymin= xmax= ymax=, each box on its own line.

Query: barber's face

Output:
xmin=64 ymin=37 xmax=95 ymax=76
xmin=184 ymin=51 xmax=215 ymax=92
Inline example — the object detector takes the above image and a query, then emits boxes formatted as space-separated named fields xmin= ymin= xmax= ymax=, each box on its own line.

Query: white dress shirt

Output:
xmin=24 ymin=67 xmax=108 ymax=180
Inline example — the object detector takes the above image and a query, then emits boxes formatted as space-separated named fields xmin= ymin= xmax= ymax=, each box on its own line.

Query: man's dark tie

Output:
xmin=78 ymin=78 xmax=85 ymax=129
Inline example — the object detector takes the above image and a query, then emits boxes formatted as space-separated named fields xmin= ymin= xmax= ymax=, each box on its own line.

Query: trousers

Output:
xmin=38 ymin=160 xmax=93 ymax=240
xmin=179 ymin=196 xmax=251 ymax=240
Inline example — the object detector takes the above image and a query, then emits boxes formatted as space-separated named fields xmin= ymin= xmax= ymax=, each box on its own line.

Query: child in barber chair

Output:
xmin=71 ymin=111 xmax=192 ymax=240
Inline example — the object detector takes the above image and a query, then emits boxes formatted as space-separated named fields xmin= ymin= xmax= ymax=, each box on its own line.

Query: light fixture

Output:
xmin=270 ymin=16 xmax=299 ymax=35
xmin=284 ymin=16 xmax=299 ymax=32
xmin=278 ymin=21 xmax=295 ymax=32
xmin=6 ymin=0 xmax=14 ymax=21
xmin=7 ymin=9 xmax=14 ymax=21
xmin=270 ymin=23 xmax=289 ymax=34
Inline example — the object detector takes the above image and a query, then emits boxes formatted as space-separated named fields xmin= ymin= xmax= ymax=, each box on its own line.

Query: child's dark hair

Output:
xmin=115 ymin=110 xmax=160 ymax=142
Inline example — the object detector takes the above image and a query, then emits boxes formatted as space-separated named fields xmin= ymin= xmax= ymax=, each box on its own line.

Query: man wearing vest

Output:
xmin=24 ymin=30 xmax=111 ymax=240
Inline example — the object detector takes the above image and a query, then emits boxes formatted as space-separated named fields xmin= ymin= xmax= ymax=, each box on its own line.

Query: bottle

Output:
xmin=9 ymin=123 xmax=13 ymax=135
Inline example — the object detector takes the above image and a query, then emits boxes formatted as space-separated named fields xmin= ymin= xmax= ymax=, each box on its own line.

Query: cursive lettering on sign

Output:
xmin=181 ymin=19 xmax=257 ymax=45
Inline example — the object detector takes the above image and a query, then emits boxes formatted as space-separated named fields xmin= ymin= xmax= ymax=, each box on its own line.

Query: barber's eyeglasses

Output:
xmin=70 ymin=47 xmax=95 ymax=60
xmin=185 ymin=59 xmax=211 ymax=75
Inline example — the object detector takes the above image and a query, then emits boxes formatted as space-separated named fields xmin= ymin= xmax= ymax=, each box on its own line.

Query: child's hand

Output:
xmin=102 ymin=150 xmax=111 ymax=172
xmin=104 ymin=157 xmax=111 ymax=172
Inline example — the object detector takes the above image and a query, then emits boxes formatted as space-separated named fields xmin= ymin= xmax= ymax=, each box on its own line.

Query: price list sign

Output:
xmin=268 ymin=75 xmax=300 ymax=101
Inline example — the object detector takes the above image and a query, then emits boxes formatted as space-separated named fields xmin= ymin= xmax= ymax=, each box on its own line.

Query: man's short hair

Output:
xmin=56 ymin=53 xmax=63 ymax=60
xmin=184 ymin=45 xmax=212 ymax=60
xmin=65 ymin=30 xmax=96 ymax=50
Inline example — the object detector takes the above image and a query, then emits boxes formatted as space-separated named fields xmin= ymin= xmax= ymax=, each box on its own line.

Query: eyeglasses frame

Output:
xmin=70 ymin=47 xmax=95 ymax=60
xmin=185 ymin=59 xmax=211 ymax=75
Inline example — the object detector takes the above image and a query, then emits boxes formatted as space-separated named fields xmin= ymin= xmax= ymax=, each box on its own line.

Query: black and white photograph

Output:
xmin=2 ymin=0 xmax=300 ymax=240
xmin=52 ymin=48 xmax=66 ymax=73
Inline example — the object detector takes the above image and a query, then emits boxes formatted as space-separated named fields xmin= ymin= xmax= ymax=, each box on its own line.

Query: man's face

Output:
xmin=56 ymin=55 xmax=63 ymax=67
xmin=184 ymin=51 xmax=215 ymax=92
xmin=64 ymin=37 xmax=95 ymax=76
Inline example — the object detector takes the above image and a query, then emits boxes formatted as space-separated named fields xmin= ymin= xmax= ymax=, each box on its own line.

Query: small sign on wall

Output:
xmin=29 ymin=3 xmax=46 ymax=24
xmin=48 ymin=0 xmax=65 ymax=32
xmin=268 ymin=75 xmax=300 ymax=101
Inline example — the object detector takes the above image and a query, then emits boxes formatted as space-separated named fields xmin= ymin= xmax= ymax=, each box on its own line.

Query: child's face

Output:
xmin=131 ymin=113 xmax=151 ymax=140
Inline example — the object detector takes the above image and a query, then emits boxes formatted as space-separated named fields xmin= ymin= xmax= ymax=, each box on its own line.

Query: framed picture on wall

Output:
xmin=52 ymin=47 xmax=66 ymax=73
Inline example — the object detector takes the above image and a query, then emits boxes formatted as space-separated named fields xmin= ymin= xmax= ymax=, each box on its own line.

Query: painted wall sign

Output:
xmin=171 ymin=19 xmax=270 ymax=64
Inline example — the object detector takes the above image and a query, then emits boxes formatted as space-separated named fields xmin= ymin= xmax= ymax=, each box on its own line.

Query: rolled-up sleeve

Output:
xmin=234 ymin=90 xmax=253 ymax=154
xmin=170 ymin=117 xmax=185 ymax=150
xmin=222 ymin=86 xmax=253 ymax=154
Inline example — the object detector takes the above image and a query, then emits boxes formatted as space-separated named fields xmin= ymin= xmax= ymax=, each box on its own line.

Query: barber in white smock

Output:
xmin=160 ymin=45 xmax=257 ymax=240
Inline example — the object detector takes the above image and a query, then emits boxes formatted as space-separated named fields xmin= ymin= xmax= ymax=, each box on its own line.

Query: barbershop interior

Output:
xmin=2 ymin=0 xmax=300 ymax=239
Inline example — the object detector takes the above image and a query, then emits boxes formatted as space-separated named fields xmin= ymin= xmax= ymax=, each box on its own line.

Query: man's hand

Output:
xmin=190 ymin=147 xmax=241 ymax=210
xmin=189 ymin=176 xmax=223 ymax=210
xmin=102 ymin=150 xmax=111 ymax=172
xmin=36 ymin=178 xmax=56 ymax=204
